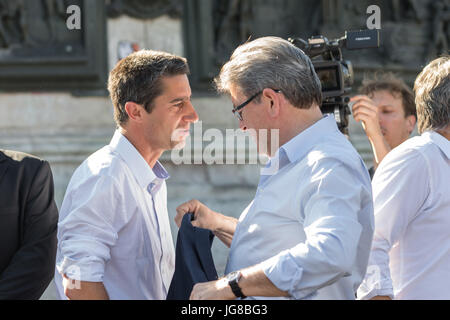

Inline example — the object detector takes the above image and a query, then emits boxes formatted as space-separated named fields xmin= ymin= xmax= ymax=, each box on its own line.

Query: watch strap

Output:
xmin=229 ymin=274 xmax=247 ymax=299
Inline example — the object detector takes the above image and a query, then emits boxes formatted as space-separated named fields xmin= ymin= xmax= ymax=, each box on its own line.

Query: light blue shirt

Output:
xmin=225 ymin=115 xmax=374 ymax=299
xmin=55 ymin=130 xmax=175 ymax=299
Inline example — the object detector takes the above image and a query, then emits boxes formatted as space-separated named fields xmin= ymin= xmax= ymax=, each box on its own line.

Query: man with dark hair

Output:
xmin=351 ymin=73 xmax=417 ymax=178
xmin=0 ymin=150 xmax=58 ymax=300
xmin=55 ymin=50 xmax=199 ymax=300
xmin=358 ymin=56 xmax=450 ymax=300
xmin=175 ymin=37 xmax=373 ymax=300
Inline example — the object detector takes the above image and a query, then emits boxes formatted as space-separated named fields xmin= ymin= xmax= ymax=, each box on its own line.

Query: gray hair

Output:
xmin=414 ymin=55 xmax=450 ymax=134
xmin=214 ymin=36 xmax=322 ymax=109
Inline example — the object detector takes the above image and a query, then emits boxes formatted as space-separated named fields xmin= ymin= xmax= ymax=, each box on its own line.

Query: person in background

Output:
xmin=351 ymin=73 xmax=417 ymax=178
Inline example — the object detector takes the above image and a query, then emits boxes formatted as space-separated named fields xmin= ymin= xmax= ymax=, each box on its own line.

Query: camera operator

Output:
xmin=350 ymin=74 xmax=417 ymax=178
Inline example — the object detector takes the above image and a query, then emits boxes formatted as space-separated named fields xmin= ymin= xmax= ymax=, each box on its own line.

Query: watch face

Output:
xmin=226 ymin=271 xmax=246 ymax=298
xmin=226 ymin=271 xmax=240 ymax=283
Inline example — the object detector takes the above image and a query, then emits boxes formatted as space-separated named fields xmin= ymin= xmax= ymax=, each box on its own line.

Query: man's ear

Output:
xmin=262 ymin=88 xmax=280 ymax=118
xmin=406 ymin=115 xmax=417 ymax=135
xmin=124 ymin=102 xmax=145 ymax=122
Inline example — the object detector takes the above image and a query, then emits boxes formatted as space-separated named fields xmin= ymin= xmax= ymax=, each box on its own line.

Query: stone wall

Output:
xmin=0 ymin=14 xmax=374 ymax=299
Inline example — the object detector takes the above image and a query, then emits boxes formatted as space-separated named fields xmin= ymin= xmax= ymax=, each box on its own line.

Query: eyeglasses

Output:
xmin=231 ymin=89 xmax=281 ymax=121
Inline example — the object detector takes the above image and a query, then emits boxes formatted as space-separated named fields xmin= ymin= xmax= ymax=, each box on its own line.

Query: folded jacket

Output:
xmin=166 ymin=213 xmax=218 ymax=300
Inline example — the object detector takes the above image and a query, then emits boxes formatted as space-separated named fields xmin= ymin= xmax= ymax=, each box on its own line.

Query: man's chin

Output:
xmin=170 ymin=129 xmax=190 ymax=150
xmin=170 ymin=139 xmax=187 ymax=150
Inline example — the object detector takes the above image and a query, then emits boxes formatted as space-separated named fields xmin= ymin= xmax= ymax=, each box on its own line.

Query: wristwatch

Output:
xmin=226 ymin=271 xmax=247 ymax=299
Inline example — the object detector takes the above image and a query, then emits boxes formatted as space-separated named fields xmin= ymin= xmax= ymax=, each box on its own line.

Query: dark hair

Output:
xmin=108 ymin=50 xmax=189 ymax=127
xmin=359 ymin=72 xmax=416 ymax=119
xmin=414 ymin=55 xmax=450 ymax=134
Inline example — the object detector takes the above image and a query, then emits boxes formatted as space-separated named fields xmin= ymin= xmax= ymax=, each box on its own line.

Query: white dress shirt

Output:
xmin=54 ymin=130 xmax=175 ymax=300
xmin=357 ymin=131 xmax=450 ymax=300
xmin=225 ymin=115 xmax=374 ymax=300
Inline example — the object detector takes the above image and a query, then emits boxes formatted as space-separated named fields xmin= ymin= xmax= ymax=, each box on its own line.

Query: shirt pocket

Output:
xmin=255 ymin=188 xmax=301 ymax=223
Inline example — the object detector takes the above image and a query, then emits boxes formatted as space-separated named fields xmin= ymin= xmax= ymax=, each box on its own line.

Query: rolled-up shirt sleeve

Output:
xmin=260 ymin=161 xmax=366 ymax=299
xmin=56 ymin=174 xmax=125 ymax=283
xmin=357 ymin=149 xmax=429 ymax=300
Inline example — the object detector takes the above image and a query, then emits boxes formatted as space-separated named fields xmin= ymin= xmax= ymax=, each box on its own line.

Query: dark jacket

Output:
xmin=0 ymin=150 xmax=58 ymax=300
xmin=167 ymin=213 xmax=218 ymax=300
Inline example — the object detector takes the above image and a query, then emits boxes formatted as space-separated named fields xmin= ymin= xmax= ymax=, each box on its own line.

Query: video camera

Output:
xmin=289 ymin=29 xmax=380 ymax=135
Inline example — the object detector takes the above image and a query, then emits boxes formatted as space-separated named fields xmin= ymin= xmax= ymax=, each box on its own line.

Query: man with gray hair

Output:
xmin=176 ymin=36 xmax=374 ymax=300
xmin=357 ymin=55 xmax=450 ymax=300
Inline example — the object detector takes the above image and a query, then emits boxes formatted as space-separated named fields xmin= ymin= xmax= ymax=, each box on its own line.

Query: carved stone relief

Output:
xmin=212 ymin=0 xmax=322 ymax=65
xmin=0 ymin=0 xmax=107 ymax=93
xmin=185 ymin=0 xmax=449 ymax=88
xmin=106 ymin=0 xmax=182 ymax=20
xmin=0 ymin=0 xmax=83 ymax=55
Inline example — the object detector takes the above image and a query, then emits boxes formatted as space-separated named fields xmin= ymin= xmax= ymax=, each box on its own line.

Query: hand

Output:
xmin=350 ymin=95 xmax=391 ymax=167
xmin=189 ymin=278 xmax=235 ymax=300
xmin=63 ymin=275 xmax=109 ymax=300
xmin=175 ymin=199 xmax=219 ymax=231
xmin=350 ymin=95 xmax=383 ymax=140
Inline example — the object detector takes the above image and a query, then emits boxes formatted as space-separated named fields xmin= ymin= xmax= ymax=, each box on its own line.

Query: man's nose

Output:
xmin=239 ymin=120 xmax=247 ymax=131
xmin=184 ymin=101 xmax=199 ymax=123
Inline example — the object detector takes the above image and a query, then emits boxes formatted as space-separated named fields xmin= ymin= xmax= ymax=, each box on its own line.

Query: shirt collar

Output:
xmin=259 ymin=115 xmax=338 ymax=184
xmin=280 ymin=114 xmax=338 ymax=164
xmin=109 ymin=130 xmax=170 ymax=189
xmin=423 ymin=130 xmax=450 ymax=160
